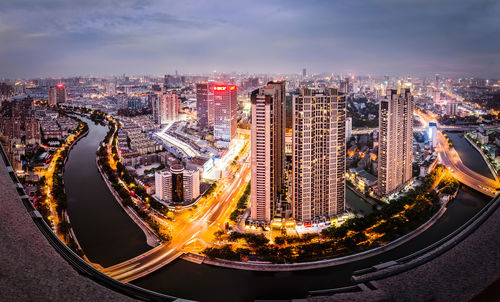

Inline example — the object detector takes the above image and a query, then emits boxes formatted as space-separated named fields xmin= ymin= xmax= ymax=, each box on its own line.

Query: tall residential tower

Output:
xmin=292 ymin=88 xmax=346 ymax=222
xmin=378 ymin=88 xmax=414 ymax=195
xmin=250 ymin=81 xmax=286 ymax=223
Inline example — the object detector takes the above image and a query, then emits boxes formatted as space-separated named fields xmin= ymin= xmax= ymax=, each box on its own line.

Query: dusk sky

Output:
xmin=0 ymin=0 xmax=499 ymax=78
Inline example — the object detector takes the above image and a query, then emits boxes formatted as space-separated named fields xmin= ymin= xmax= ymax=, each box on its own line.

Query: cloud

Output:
xmin=0 ymin=0 xmax=498 ymax=78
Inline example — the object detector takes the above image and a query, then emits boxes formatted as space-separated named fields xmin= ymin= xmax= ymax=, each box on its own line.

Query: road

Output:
xmin=417 ymin=110 xmax=499 ymax=197
xmin=101 ymin=143 xmax=251 ymax=283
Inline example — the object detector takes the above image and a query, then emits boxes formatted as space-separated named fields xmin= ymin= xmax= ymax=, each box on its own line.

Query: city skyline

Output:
xmin=0 ymin=0 xmax=499 ymax=78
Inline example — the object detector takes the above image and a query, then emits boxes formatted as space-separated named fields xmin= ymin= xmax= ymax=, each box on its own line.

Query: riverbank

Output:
xmin=181 ymin=200 xmax=447 ymax=271
xmin=95 ymin=151 xmax=161 ymax=248
xmin=464 ymin=134 xmax=499 ymax=181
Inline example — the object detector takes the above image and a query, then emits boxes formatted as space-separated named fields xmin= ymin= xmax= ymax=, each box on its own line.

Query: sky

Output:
xmin=0 ymin=0 xmax=499 ymax=78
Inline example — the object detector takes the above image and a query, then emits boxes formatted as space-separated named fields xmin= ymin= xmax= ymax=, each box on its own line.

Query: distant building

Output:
xmin=302 ymin=68 xmax=307 ymax=78
xmin=292 ymin=88 xmax=346 ymax=222
xmin=346 ymin=117 xmax=352 ymax=140
xmin=428 ymin=122 xmax=437 ymax=148
xmin=340 ymin=77 xmax=350 ymax=94
xmin=162 ymin=93 xmax=180 ymax=123
xmin=196 ymin=83 xmax=214 ymax=128
xmin=446 ymin=102 xmax=458 ymax=116
xmin=105 ymin=82 xmax=116 ymax=96
xmin=213 ymin=84 xmax=237 ymax=146
xmin=250 ymin=81 xmax=286 ymax=223
xmin=378 ymin=88 xmax=414 ymax=195
xmin=48 ymin=84 xmax=66 ymax=106
xmin=433 ymin=90 xmax=440 ymax=104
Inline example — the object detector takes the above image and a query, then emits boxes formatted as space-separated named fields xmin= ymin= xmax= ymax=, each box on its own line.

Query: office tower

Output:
xmin=250 ymin=81 xmax=286 ymax=222
xmin=428 ymin=122 xmax=437 ymax=148
xmin=183 ymin=169 xmax=200 ymax=202
xmin=302 ymin=68 xmax=307 ymax=78
xmin=346 ymin=117 xmax=352 ymax=140
xmin=292 ymin=88 xmax=346 ymax=222
xmin=213 ymin=84 xmax=237 ymax=146
xmin=378 ymin=88 xmax=414 ymax=195
xmin=446 ymin=102 xmax=458 ymax=116
xmin=196 ymin=83 xmax=214 ymax=128
xmin=433 ymin=90 xmax=440 ymax=103
xmin=48 ymin=84 xmax=66 ymax=106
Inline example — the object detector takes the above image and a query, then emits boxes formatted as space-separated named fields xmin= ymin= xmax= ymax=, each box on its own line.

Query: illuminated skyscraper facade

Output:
xmin=213 ymin=84 xmax=237 ymax=145
xmin=250 ymin=81 xmax=286 ymax=222
xmin=196 ymin=83 xmax=214 ymax=128
xmin=292 ymin=88 xmax=346 ymax=222
xmin=48 ymin=84 xmax=66 ymax=106
xmin=378 ymin=88 xmax=414 ymax=195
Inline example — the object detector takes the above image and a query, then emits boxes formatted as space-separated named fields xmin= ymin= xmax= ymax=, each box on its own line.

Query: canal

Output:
xmin=64 ymin=117 xmax=151 ymax=267
xmin=447 ymin=132 xmax=495 ymax=180
xmin=64 ymin=121 xmax=491 ymax=301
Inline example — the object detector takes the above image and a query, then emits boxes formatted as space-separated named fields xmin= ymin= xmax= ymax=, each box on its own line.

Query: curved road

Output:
xmin=102 ymin=153 xmax=251 ymax=283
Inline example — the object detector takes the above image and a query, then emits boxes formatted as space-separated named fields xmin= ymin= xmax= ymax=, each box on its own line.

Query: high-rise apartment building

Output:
xmin=446 ymin=102 xmax=458 ymax=116
xmin=292 ymin=88 xmax=346 ymax=222
xmin=153 ymin=93 xmax=180 ymax=125
xmin=155 ymin=169 xmax=172 ymax=201
xmin=378 ymin=88 xmax=414 ymax=195
xmin=250 ymin=81 xmax=286 ymax=223
xmin=213 ymin=84 xmax=237 ymax=146
xmin=155 ymin=165 xmax=200 ymax=203
xmin=183 ymin=169 xmax=200 ymax=202
xmin=48 ymin=84 xmax=66 ymax=106
xmin=196 ymin=83 xmax=214 ymax=128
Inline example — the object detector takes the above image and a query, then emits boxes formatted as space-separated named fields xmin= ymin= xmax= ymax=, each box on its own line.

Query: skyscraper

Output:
xmin=292 ymin=88 xmax=346 ymax=222
xmin=302 ymin=68 xmax=307 ymax=78
xmin=48 ymin=84 xmax=66 ymax=106
xmin=196 ymin=83 xmax=214 ymax=128
xmin=378 ymin=88 xmax=414 ymax=195
xmin=213 ymin=84 xmax=237 ymax=146
xmin=250 ymin=81 xmax=286 ymax=223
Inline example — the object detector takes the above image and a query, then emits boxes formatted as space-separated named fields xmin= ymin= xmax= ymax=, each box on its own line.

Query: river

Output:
xmin=64 ymin=120 xmax=491 ymax=301
xmin=447 ymin=132 xmax=495 ymax=180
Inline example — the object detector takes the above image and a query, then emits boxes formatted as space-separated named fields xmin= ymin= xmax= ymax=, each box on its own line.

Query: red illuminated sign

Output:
xmin=57 ymin=84 xmax=64 ymax=88
xmin=213 ymin=86 xmax=227 ymax=91
xmin=230 ymin=85 xmax=236 ymax=90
